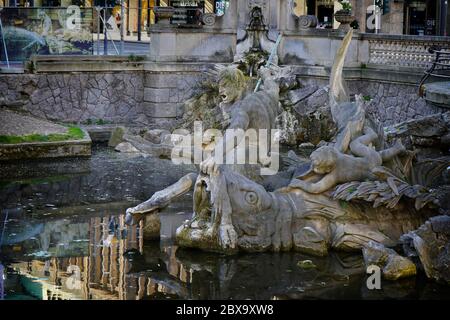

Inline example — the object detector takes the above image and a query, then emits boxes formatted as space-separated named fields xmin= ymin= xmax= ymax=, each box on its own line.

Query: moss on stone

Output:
xmin=0 ymin=126 xmax=84 ymax=144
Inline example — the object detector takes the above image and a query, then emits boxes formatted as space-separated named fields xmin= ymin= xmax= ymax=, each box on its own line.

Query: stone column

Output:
xmin=381 ymin=1 xmax=404 ymax=35
xmin=351 ymin=0 xmax=371 ymax=33
xmin=214 ymin=0 xmax=238 ymax=32
xmin=145 ymin=0 xmax=238 ymax=129
xmin=278 ymin=0 xmax=301 ymax=32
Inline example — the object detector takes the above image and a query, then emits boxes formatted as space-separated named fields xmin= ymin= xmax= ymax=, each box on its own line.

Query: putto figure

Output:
xmin=287 ymin=127 xmax=406 ymax=194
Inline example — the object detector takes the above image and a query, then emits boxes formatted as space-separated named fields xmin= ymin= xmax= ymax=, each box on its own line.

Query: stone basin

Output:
xmin=422 ymin=81 xmax=450 ymax=108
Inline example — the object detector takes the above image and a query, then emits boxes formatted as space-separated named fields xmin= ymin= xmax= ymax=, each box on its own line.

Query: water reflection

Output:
xmin=1 ymin=207 xmax=449 ymax=300
xmin=0 ymin=145 xmax=195 ymax=210
xmin=1 ymin=147 xmax=449 ymax=300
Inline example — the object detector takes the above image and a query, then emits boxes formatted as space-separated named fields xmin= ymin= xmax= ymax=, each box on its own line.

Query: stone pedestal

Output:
xmin=335 ymin=10 xmax=355 ymax=32
xmin=148 ymin=0 xmax=237 ymax=63
xmin=145 ymin=1 xmax=238 ymax=129
xmin=148 ymin=28 xmax=236 ymax=63
xmin=422 ymin=81 xmax=450 ymax=108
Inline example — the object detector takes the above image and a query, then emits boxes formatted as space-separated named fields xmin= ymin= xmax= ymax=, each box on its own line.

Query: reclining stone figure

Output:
xmin=287 ymin=127 xmax=406 ymax=194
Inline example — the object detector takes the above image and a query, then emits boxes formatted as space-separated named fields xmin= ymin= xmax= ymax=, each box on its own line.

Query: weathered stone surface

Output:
xmin=0 ymin=68 xmax=445 ymax=132
xmin=144 ymin=73 xmax=181 ymax=89
xmin=383 ymin=112 xmax=450 ymax=210
xmin=144 ymin=87 xmax=171 ymax=103
xmin=143 ymin=102 xmax=178 ymax=118
xmin=108 ymin=126 xmax=126 ymax=147
xmin=115 ymin=142 xmax=140 ymax=153
xmin=143 ymin=129 xmax=171 ymax=144
xmin=0 ymin=132 xmax=92 ymax=161
xmin=386 ymin=112 xmax=449 ymax=139
xmin=122 ymin=133 xmax=173 ymax=159
xmin=0 ymin=72 xmax=147 ymax=125
xmin=423 ymin=81 xmax=450 ymax=108
xmin=285 ymin=85 xmax=336 ymax=146
xmin=0 ymin=109 xmax=92 ymax=161
xmin=401 ymin=215 xmax=450 ymax=285
xmin=287 ymin=85 xmax=318 ymax=106
xmin=143 ymin=214 xmax=161 ymax=240
xmin=0 ymin=109 xmax=67 ymax=136
xmin=363 ymin=241 xmax=416 ymax=281
xmin=299 ymin=77 xmax=443 ymax=126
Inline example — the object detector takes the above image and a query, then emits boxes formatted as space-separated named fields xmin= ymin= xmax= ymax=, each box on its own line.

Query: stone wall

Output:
xmin=351 ymin=81 xmax=442 ymax=126
xmin=299 ymin=77 xmax=442 ymax=126
xmin=0 ymin=72 xmax=147 ymax=125
xmin=142 ymin=63 xmax=213 ymax=129
xmin=0 ymin=67 xmax=444 ymax=131
xmin=0 ymin=61 xmax=214 ymax=130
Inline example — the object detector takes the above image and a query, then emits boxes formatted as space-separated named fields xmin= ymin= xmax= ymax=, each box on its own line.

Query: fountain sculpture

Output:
xmin=125 ymin=29 xmax=448 ymax=283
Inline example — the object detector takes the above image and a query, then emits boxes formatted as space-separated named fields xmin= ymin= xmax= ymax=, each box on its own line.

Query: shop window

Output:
xmin=407 ymin=0 xmax=438 ymax=35
xmin=42 ymin=0 xmax=61 ymax=5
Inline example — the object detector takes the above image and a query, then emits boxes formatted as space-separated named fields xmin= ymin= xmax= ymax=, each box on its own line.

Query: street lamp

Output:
xmin=121 ymin=0 xmax=124 ymax=54
xmin=104 ymin=0 xmax=108 ymax=55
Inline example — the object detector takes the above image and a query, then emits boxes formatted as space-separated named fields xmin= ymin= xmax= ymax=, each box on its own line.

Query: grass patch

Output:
xmin=0 ymin=126 xmax=84 ymax=144
xmin=128 ymin=54 xmax=145 ymax=62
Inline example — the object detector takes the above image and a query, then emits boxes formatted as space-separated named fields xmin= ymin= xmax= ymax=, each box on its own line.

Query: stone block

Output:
xmin=144 ymin=87 xmax=171 ymax=103
xmin=143 ymin=102 xmax=178 ymax=118
xmin=108 ymin=126 xmax=126 ymax=147
xmin=144 ymin=73 xmax=181 ymax=88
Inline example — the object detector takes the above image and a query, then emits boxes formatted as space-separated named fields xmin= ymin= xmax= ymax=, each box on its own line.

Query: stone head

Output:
xmin=218 ymin=66 xmax=247 ymax=105
xmin=310 ymin=146 xmax=338 ymax=174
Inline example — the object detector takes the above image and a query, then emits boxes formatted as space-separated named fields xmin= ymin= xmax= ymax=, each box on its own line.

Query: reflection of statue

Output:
xmin=126 ymin=243 xmax=367 ymax=299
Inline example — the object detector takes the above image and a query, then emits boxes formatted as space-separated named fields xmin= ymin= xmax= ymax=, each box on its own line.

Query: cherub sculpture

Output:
xmin=287 ymin=127 xmax=406 ymax=194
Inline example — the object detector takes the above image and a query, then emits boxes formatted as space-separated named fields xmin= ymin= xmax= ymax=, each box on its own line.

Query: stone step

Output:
xmin=423 ymin=81 xmax=450 ymax=108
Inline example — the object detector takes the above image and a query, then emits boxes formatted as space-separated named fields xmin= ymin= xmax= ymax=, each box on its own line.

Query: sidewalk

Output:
xmin=93 ymin=40 xmax=149 ymax=55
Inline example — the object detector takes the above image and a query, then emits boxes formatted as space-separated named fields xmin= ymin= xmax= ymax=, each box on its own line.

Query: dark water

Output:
xmin=0 ymin=146 xmax=449 ymax=300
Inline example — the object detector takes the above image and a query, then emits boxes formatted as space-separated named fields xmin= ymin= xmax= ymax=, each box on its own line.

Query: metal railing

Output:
xmin=419 ymin=46 xmax=450 ymax=95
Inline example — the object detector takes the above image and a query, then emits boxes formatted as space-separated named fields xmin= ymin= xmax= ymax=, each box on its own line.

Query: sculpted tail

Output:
xmin=329 ymin=29 xmax=353 ymax=118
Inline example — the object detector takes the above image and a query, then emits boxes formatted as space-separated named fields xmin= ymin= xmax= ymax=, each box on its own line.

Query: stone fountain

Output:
xmin=124 ymin=28 xmax=449 ymax=284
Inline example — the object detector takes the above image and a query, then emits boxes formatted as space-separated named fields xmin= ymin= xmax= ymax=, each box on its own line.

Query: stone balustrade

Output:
xmin=363 ymin=34 xmax=450 ymax=70
xmin=280 ymin=30 xmax=450 ymax=73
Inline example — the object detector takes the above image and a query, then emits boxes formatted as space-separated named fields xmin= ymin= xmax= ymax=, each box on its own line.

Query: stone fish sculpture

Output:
xmin=176 ymin=165 xmax=431 ymax=255
xmin=126 ymin=30 xmax=444 ymax=281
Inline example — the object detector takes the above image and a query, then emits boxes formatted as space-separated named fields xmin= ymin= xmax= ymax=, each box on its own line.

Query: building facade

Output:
xmin=1 ymin=0 xmax=448 ymax=36
xmin=301 ymin=0 xmax=449 ymax=36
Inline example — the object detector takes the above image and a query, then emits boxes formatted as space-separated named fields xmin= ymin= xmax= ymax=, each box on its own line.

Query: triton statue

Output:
xmin=126 ymin=30 xmax=443 ymax=281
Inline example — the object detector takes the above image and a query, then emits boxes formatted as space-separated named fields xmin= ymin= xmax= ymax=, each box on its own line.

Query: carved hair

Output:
xmin=218 ymin=66 xmax=248 ymax=100
xmin=310 ymin=146 xmax=338 ymax=173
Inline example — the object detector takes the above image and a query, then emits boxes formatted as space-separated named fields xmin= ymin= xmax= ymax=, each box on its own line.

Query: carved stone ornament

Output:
xmin=202 ymin=13 xmax=216 ymax=26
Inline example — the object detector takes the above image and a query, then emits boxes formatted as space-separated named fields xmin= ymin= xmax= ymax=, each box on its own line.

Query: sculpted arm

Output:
xmin=201 ymin=110 xmax=250 ymax=174
xmin=289 ymin=173 xmax=338 ymax=194
xmin=222 ymin=109 xmax=251 ymax=153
